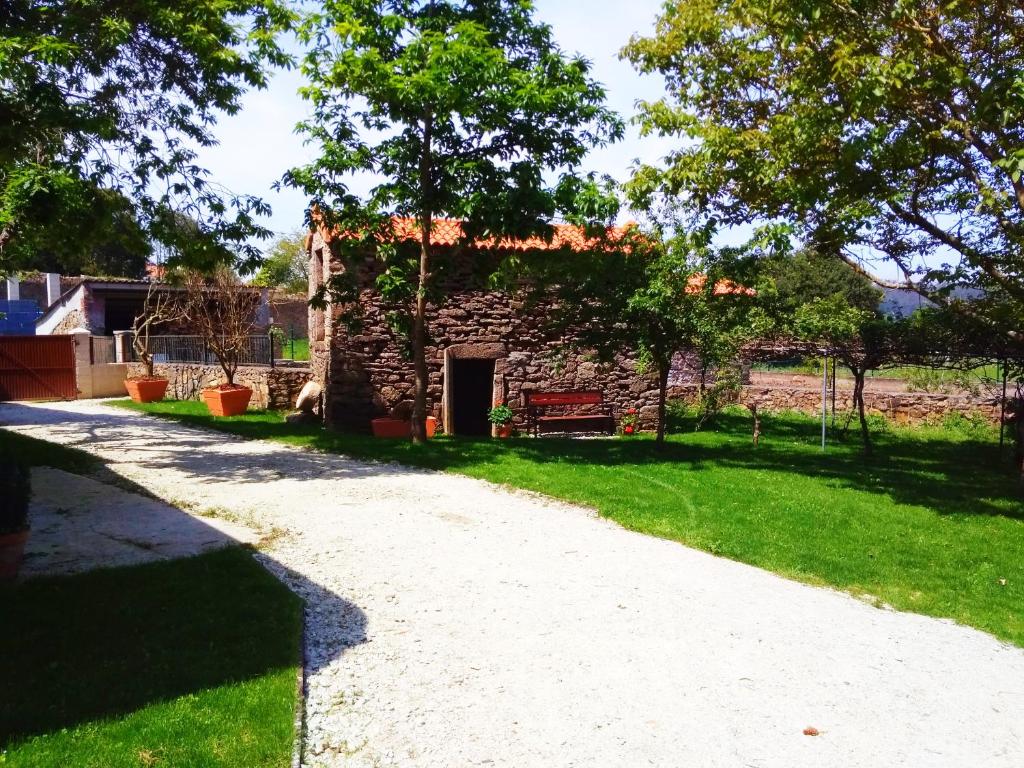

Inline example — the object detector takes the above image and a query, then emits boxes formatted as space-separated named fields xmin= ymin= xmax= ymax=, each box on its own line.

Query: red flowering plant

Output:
xmin=621 ymin=407 xmax=639 ymax=435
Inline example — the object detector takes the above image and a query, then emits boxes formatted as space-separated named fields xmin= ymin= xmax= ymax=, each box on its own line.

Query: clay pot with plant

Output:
xmin=180 ymin=269 xmax=260 ymax=417
xmin=125 ymin=282 xmax=178 ymax=403
xmin=488 ymin=402 xmax=515 ymax=438
xmin=372 ymin=400 xmax=437 ymax=438
xmin=0 ymin=460 xmax=31 ymax=582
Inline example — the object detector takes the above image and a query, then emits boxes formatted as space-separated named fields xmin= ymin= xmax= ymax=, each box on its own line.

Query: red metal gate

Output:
xmin=0 ymin=336 xmax=77 ymax=401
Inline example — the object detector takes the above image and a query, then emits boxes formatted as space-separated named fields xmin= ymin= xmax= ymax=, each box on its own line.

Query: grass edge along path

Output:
xmin=111 ymin=399 xmax=1024 ymax=648
xmin=0 ymin=428 xmax=303 ymax=768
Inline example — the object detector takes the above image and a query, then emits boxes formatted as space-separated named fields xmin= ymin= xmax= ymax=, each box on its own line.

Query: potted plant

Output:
xmin=125 ymin=281 xmax=177 ymax=403
xmin=488 ymin=401 xmax=515 ymax=438
xmin=180 ymin=268 xmax=259 ymax=417
xmin=621 ymin=407 xmax=639 ymax=436
xmin=371 ymin=402 xmax=437 ymax=438
xmin=0 ymin=460 xmax=31 ymax=582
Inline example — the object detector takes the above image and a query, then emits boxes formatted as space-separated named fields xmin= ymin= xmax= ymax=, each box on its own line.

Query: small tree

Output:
xmin=527 ymin=230 xmax=756 ymax=448
xmin=794 ymin=295 xmax=908 ymax=455
xmin=252 ymin=231 xmax=310 ymax=295
xmin=130 ymin=282 xmax=181 ymax=379
xmin=286 ymin=0 xmax=623 ymax=443
xmin=179 ymin=269 xmax=261 ymax=387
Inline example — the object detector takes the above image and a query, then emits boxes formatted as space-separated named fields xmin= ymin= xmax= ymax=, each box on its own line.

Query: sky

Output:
xmin=194 ymin=0 xmax=677 ymax=247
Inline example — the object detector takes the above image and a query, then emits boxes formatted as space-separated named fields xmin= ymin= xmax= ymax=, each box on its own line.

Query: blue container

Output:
xmin=0 ymin=299 xmax=42 ymax=335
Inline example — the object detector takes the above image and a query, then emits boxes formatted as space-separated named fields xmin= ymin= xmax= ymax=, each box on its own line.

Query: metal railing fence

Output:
xmin=130 ymin=334 xmax=274 ymax=367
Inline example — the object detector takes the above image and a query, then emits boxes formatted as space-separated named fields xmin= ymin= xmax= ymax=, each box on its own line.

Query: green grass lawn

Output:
xmin=113 ymin=398 xmax=1024 ymax=648
xmin=0 ymin=429 xmax=302 ymax=768
xmin=277 ymin=337 xmax=309 ymax=362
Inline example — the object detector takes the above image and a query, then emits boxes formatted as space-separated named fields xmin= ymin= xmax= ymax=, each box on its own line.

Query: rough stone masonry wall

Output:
xmin=311 ymin=232 xmax=662 ymax=432
xmin=128 ymin=362 xmax=313 ymax=411
xmin=666 ymin=383 xmax=1002 ymax=425
xmin=737 ymin=385 xmax=1002 ymax=424
xmin=312 ymin=233 xmax=1002 ymax=432
xmin=322 ymin=287 xmax=662 ymax=432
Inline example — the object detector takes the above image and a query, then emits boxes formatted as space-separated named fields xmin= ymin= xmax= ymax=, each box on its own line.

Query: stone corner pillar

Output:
xmin=112 ymin=330 xmax=132 ymax=364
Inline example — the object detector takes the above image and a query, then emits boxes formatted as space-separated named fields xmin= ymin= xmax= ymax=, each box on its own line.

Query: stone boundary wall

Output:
xmin=669 ymin=383 xmax=1002 ymax=425
xmin=127 ymin=362 xmax=313 ymax=411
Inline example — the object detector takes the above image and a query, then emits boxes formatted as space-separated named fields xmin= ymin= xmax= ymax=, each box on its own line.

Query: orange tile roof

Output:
xmin=311 ymin=214 xmax=753 ymax=295
xmin=685 ymin=273 xmax=757 ymax=297
xmin=317 ymin=215 xmax=635 ymax=253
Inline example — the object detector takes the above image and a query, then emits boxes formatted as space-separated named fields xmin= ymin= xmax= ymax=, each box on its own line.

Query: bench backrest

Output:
xmin=525 ymin=390 xmax=603 ymax=407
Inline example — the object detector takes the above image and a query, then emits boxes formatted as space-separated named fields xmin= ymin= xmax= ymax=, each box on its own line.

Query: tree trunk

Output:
xmin=853 ymin=369 xmax=872 ymax=455
xmin=411 ymin=113 xmax=434 ymax=445
xmin=749 ymin=403 xmax=760 ymax=446
xmin=656 ymin=362 xmax=669 ymax=449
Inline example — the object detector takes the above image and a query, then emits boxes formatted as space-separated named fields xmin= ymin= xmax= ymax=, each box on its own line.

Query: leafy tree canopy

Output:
xmin=524 ymin=225 xmax=759 ymax=445
xmin=760 ymin=249 xmax=883 ymax=321
xmin=252 ymin=230 xmax=309 ymax=294
xmin=287 ymin=0 xmax=623 ymax=441
xmin=623 ymin=1 xmax=1024 ymax=322
xmin=0 ymin=0 xmax=293 ymax=275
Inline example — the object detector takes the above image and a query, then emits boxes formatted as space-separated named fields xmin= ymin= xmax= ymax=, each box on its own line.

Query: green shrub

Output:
xmin=934 ymin=411 xmax=997 ymax=439
xmin=0 ymin=461 xmax=31 ymax=534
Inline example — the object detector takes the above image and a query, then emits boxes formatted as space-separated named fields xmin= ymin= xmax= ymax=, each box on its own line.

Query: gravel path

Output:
xmin=2 ymin=399 xmax=1022 ymax=768
xmin=23 ymin=467 xmax=257 ymax=578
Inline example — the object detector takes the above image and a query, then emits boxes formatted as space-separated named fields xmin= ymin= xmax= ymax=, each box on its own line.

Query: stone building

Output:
xmin=306 ymin=217 xmax=670 ymax=435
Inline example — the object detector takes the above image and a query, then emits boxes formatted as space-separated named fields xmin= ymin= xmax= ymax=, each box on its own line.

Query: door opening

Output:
xmin=450 ymin=358 xmax=496 ymax=436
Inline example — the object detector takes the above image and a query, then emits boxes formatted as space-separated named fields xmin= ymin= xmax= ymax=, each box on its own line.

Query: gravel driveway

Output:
xmin=2 ymin=399 xmax=1022 ymax=768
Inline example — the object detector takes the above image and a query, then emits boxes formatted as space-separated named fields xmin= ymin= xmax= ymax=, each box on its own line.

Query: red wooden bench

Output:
xmin=524 ymin=390 xmax=615 ymax=437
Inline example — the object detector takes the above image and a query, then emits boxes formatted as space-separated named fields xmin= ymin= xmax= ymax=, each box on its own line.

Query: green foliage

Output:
xmin=0 ymin=0 xmax=294 ymax=274
xmin=285 ymin=0 xmax=622 ymax=439
xmin=117 ymin=398 xmax=1024 ymax=648
xmin=693 ymin=364 xmax=742 ymax=429
xmin=761 ymin=249 xmax=882 ymax=322
xmin=252 ymin=231 xmax=310 ymax=294
xmin=0 ymin=548 xmax=301 ymax=766
xmin=624 ymin=1 xmax=1024 ymax=341
xmin=525 ymin=227 xmax=757 ymax=444
xmin=487 ymin=403 xmax=514 ymax=425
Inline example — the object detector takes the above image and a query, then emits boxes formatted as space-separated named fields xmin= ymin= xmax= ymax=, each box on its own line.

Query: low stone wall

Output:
xmin=127 ymin=361 xmax=313 ymax=411
xmin=670 ymin=383 xmax=1002 ymax=424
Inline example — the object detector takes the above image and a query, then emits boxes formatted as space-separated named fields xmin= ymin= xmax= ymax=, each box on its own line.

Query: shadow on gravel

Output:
xmin=0 ymin=401 xmax=418 ymax=488
xmin=0 ymin=418 xmax=368 ymax=761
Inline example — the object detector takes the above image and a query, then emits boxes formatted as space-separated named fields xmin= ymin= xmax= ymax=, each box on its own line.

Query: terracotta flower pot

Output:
xmin=371 ymin=416 xmax=437 ymax=439
xmin=0 ymin=529 xmax=29 ymax=582
xmin=202 ymin=385 xmax=253 ymax=417
xmin=125 ymin=377 xmax=169 ymax=403
xmin=495 ymin=424 xmax=513 ymax=438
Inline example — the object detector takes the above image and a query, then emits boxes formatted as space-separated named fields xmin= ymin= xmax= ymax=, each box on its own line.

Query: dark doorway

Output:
xmin=103 ymin=295 xmax=147 ymax=334
xmin=451 ymin=358 xmax=496 ymax=436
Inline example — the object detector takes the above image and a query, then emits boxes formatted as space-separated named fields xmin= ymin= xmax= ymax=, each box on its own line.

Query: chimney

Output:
xmin=5 ymin=276 xmax=18 ymax=302
xmin=45 ymin=273 xmax=61 ymax=306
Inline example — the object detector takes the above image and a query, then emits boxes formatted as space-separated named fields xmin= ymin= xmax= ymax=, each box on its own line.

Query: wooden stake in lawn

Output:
xmin=285 ymin=0 xmax=623 ymax=443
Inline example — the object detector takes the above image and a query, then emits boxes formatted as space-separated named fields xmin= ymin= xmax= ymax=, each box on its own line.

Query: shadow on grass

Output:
xmin=0 ymin=421 xmax=371 ymax=757
xmin=6 ymin=398 xmax=1020 ymax=524
xmin=293 ymin=411 xmax=1024 ymax=522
